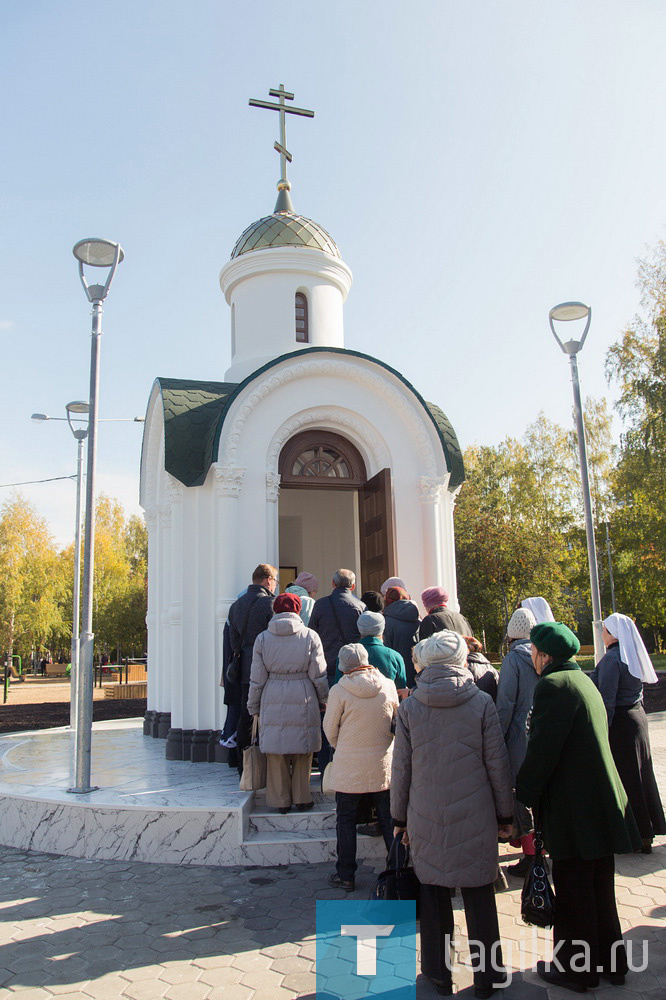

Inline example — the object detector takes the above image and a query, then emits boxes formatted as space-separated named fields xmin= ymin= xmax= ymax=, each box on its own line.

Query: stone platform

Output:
xmin=0 ymin=719 xmax=384 ymax=868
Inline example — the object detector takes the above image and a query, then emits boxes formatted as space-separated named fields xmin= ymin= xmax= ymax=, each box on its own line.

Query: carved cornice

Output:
xmin=143 ymin=508 xmax=159 ymax=531
xmin=213 ymin=464 xmax=246 ymax=498
xmin=418 ymin=475 xmax=450 ymax=503
xmin=166 ymin=475 xmax=186 ymax=504
xmin=266 ymin=472 xmax=281 ymax=503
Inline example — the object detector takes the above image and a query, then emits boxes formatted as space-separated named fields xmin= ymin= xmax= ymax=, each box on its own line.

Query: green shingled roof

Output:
xmin=153 ymin=350 xmax=464 ymax=490
xmin=156 ymin=378 xmax=237 ymax=487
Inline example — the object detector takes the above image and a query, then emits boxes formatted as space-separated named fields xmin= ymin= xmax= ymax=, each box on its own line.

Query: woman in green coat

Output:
xmin=516 ymin=622 xmax=640 ymax=994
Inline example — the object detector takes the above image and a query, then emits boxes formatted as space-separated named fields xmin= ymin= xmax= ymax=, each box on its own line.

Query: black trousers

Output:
xmin=335 ymin=790 xmax=393 ymax=879
xmin=551 ymin=854 xmax=627 ymax=988
xmin=419 ymin=882 xmax=504 ymax=991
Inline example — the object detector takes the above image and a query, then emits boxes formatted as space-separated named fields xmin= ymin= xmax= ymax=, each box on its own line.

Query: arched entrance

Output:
xmin=278 ymin=430 xmax=396 ymax=594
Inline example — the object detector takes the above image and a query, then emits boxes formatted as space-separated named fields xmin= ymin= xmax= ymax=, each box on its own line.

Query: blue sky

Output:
xmin=2 ymin=1 xmax=666 ymax=544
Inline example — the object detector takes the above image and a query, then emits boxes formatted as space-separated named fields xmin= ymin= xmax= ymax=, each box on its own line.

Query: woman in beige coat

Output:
xmin=247 ymin=593 xmax=328 ymax=812
xmin=323 ymin=642 xmax=398 ymax=891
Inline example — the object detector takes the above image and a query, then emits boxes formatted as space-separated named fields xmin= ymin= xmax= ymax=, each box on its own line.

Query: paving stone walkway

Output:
xmin=0 ymin=711 xmax=663 ymax=999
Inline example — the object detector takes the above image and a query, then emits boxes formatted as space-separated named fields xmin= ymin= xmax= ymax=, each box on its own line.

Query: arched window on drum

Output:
xmin=295 ymin=292 xmax=309 ymax=343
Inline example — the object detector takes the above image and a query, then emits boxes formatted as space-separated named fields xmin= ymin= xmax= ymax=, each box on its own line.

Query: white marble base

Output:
xmin=0 ymin=721 xmax=384 ymax=867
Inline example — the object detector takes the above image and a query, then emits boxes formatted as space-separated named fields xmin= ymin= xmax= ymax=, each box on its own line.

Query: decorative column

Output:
xmin=164 ymin=477 xmax=186 ymax=759
xmin=417 ymin=474 xmax=450 ymax=594
xmin=142 ymin=506 xmax=160 ymax=737
xmin=156 ymin=504 xmax=171 ymax=736
xmin=213 ymin=465 xmax=246 ymax=762
xmin=265 ymin=472 xmax=281 ymax=570
xmin=442 ymin=487 xmax=462 ymax=612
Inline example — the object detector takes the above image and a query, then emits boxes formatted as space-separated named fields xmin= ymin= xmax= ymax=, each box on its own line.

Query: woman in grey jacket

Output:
xmin=495 ymin=607 xmax=538 ymax=876
xmin=391 ymin=631 xmax=513 ymax=999
xmin=247 ymin=593 xmax=328 ymax=812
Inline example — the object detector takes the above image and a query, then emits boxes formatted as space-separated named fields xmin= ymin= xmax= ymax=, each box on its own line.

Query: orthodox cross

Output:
xmin=249 ymin=84 xmax=314 ymax=191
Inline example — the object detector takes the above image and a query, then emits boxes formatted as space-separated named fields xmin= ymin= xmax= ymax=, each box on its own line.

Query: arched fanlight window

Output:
xmin=279 ymin=430 xmax=366 ymax=488
xmin=295 ymin=292 xmax=309 ymax=343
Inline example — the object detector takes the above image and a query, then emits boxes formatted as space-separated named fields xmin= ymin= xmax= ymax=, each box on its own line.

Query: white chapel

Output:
xmin=139 ymin=87 xmax=465 ymax=760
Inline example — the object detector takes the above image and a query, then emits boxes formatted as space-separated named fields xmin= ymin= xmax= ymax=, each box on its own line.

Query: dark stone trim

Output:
xmin=164 ymin=728 xmax=229 ymax=762
xmin=165 ymin=728 xmax=184 ymax=760
xmin=157 ymin=712 xmax=171 ymax=739
xmin=191 ymin=730 xmax=212 ymax=762
xmin=143 ymin=710 xmax=157 ymax=736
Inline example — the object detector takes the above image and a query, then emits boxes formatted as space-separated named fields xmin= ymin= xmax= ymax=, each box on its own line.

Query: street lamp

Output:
xmin=65 ymin=402 xmax=88 ymax=732
xmin=69 ymin=238 xmax=124 ymax=794
xmin=31 ymin=406 xmax=144 ymax=732
xmin=549 ymin=301 xmax=604 ymax=662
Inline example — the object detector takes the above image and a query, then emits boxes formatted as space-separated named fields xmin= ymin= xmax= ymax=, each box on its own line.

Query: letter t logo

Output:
xmin=341 ymin=924 xmax=395 ymax=975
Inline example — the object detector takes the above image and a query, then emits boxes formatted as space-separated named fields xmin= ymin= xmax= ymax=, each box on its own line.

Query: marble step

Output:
xmin=252 ymin=788 xmax=330 ymax=806
xmin=240 ymin=826 xmax=387 ymax=867
xmin=249 ymin=802 xmax=336 ymax=833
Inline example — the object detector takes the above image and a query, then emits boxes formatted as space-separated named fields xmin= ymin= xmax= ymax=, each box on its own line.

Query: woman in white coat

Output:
xmin=247 ymin=592 xmax=328 ymax=813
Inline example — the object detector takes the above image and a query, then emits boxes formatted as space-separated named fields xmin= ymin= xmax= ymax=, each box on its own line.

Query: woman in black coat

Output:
xmin=591 ymin=613 xmax=665 ymax=853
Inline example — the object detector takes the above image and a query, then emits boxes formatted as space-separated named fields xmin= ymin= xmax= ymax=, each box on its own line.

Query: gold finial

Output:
xmin=248 ymin=84 xmax=314 ymax=212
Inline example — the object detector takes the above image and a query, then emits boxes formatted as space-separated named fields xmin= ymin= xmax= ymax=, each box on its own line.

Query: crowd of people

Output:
xmin=220 ymin=564 xmax=665 ymax=998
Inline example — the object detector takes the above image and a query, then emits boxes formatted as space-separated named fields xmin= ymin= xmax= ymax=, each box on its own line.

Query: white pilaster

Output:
xmin=167 ymin=477 xmax=185 ymax=728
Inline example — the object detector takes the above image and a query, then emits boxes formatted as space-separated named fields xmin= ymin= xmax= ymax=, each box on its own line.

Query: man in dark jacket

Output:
xmin=418 ymin=585 xmax=472 ymax=641
xmin=227 ymin=564 xmax=277 ymax=772
xmin=309 ymin=568 xmax=364 ymax=772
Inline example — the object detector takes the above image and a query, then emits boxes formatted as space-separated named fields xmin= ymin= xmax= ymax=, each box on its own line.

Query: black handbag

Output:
xmin=520 ymin=829 xmax=555 ymax=928
xmin=369 ymin=833 xmax=420 ymax=916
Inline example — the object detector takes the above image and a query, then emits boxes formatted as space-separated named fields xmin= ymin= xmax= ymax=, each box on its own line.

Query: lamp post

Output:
xmin=65 ymin=402 xmax=88 ymax=731
xmin=69 ymin=238 xmax=124 ymax=794
xmin=31 ymin=406 xmax=144 ymax=732
xmin=549 ymin=301 xmax=604 ymax=662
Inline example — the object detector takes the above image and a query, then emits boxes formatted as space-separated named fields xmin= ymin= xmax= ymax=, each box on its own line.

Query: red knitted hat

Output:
xmin=274 ymin=592 xmax=302 ymax=614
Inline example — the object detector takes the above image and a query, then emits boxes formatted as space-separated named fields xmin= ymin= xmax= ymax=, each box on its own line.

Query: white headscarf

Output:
xmin=521 ymin=596 xmax=555 ymax=624
xmin=380 ymin=576 xmax=406 ymax=596
xmin=604 ymin=613 xmax=658 ymax=684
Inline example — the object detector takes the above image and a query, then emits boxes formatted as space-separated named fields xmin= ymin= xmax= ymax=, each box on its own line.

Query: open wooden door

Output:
xmin=359 ymin=468 xmax=397 ymax=593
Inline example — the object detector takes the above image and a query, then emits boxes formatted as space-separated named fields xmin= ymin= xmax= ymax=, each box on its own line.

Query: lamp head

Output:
xmin=73 ymin=238 xmax=124 ymax=302
xmin=65 ymin=400 xmax=89 ymax=440
xmin=72 ymin=239 xmax=124 ymax=267
xmin=66 ymin=400 xmax=90 ymax=415
xmin=31 ymin=413 xmax=49 ymax=422
xmin=549 ymin=301 xmax=591 ymax=355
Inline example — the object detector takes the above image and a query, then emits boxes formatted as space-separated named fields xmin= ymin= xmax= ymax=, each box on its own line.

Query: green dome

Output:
xmin=231 ymin=211 xmax=340 ymax=259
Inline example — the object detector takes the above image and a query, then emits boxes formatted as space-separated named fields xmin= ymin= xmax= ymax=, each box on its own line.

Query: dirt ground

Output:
xmin=1 ymin=679 xmax=146 ymax=734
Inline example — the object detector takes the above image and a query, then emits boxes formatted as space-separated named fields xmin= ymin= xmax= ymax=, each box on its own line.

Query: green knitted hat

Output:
xmin=530 ymin=621 xmax=580 ymax=659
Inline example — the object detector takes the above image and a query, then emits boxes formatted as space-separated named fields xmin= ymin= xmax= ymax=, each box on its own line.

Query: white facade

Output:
xmin=139 ymin=207 xmax=463 ymax=748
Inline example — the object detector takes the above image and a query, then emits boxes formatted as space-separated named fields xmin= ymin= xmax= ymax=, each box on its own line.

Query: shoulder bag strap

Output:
xmin=328 ymin=594 xmax=346 ymax=642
